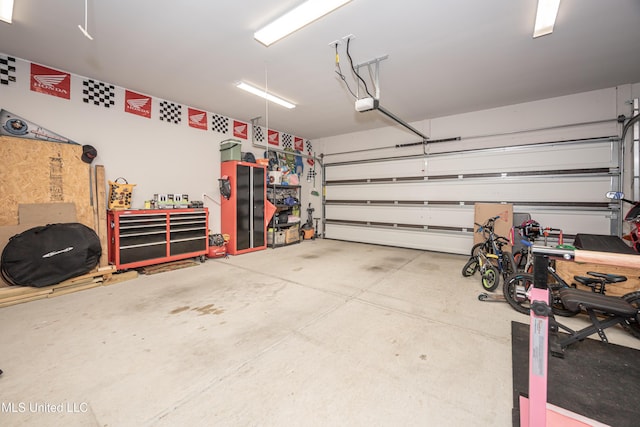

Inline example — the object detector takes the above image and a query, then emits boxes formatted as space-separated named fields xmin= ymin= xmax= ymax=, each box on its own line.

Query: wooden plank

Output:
xmin=94 ymin=165 xmax=108 ymax=267
xmin=49 ymin=280 xmax=102 ymax=297
xmin=0 ymin=288 xmax=52 ymax=303
xmin=0 ymin=265 xmax=130 ymax=308
xmin=139 ymin=260 xmax=199 ymax=275
xmin=0 ymin=294 xmax=48 ymax=308
xmin=0 ymin=266 xmax=115 ymax=298
xmin=0 ymin=285 xmax=53 ymax=298
xmin=103 ymin=270 xmax=138 ymax=286
xmin=574 ymin=249 xmax=640 ymax=270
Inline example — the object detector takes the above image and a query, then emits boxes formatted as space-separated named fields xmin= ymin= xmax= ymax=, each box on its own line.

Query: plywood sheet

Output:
xmin=18 ymin=203 xmax=77 ymax=224
xmin=0 ymin=136 xmax=91 ymax=227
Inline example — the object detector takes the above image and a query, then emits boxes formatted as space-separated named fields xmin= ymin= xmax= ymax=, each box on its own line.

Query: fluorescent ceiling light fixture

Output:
xmin=0 ymin=0 xmax=15 ymax=24
xmin=254 ymin=0 xmax=352 ymax=46
xmin=236 ymin=82 xmax=296 ymax=109
xmin=533 ymin=0 xmax=561 ymax=38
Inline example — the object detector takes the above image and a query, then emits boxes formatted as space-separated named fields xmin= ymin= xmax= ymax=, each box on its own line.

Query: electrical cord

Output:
xmin=334 ymin=43 xmax=357 ymax=99
xmin=346 ymin=37 xmax=374 ymax=99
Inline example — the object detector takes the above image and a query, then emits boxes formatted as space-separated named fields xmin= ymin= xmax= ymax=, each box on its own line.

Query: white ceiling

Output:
xmin=1 ymin=0 xmax=639 ymax=140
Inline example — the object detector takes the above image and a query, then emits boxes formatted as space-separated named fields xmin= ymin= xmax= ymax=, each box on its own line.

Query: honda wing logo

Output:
xmin=125 ymin=90 xmax=152 ymax=118
xmin=30 ymin=63 xmax=71 ymax=99
xmin=233 ymin=122 xmax=247 ymax=139
xmin=187 ymin=108 xmax=207 ymax=130
xmin=190 ymin=112 xmax=205 ymax=124
xmin=33 ymin=74 xmax=67 ymax=89
xmin=127 ymin=98 xmax=150 ymax=111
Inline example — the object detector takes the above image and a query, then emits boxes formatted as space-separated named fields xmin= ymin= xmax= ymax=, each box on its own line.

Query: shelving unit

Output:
xmin=108 ymin=208 xmax=208 ymax=270
xmin=267 ymin=184 xmax=301 ymax=247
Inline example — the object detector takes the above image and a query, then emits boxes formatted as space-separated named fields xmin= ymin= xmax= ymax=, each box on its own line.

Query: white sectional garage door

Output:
xmin=323 ymin=138 xmax=621 ymax=255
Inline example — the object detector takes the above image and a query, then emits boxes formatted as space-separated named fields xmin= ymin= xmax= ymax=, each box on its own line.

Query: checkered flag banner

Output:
xmin=159 ymin=100 xmax=182 ymax=124
xmin=0 ymin=55 xmax=17 ymax=85
xmin=306 ymin=168 xmax=317 ymax=182
xmin=211 ymin=114 xmax=229 ymax=134
xmin=282 ymin=133 xmax=292 ymax=149
xmin=306 ymin=140 xmax=313 ymax=152
xmin=82 ymin=79 xmax=115 ymax=108
xmin=253 ymin=125 xmax=265 ymax=143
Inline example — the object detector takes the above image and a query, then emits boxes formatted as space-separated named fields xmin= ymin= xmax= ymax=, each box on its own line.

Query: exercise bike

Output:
xmin=503 ymin=266 xmax=630 ymax=317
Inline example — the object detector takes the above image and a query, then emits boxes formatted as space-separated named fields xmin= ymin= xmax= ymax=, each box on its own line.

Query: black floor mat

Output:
xmin=511 ymin=321 xmax=640 ymax=427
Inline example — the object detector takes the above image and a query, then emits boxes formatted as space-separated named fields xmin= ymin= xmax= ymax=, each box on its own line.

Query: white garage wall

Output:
xmin=316 ymin=85 xmax=640 ymax=254
xmin=0 ymin=54 xmax=311 ymax=233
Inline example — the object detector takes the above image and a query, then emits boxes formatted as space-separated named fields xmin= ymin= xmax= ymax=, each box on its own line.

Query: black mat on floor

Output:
xmin=511 ymin=321 xmax=640 ymax=427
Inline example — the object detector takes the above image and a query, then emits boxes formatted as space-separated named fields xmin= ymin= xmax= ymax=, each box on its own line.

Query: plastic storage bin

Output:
xmin=220 ymin=140 xmax=241 ymax=162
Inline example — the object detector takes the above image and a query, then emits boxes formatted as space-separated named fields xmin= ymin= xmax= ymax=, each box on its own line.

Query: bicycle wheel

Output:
xmin=470 ymin=242 xmax=487 ymax=256
xmin=512 ymin=251 xmax=533 ymax=273
xmin=503 ymin=273 xmax=533 ymax=314
xmin=481 ymin=265 xmax=500 ymax=292
xmin=461 ymin=257 xmax=479 ymax=277
xmin=501 ymin=251 xmax=517 ymax=279
xmin=621 ymin=291 xmax=640 ymax=339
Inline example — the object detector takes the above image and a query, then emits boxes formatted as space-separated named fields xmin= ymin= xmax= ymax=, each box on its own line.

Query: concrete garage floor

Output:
xmin=1 ymin=239 xmax=639 ymax=426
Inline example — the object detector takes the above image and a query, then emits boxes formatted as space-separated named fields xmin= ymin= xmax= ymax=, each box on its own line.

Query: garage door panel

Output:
xmin=324 ymin=224 xmax=473 ymax=255
xmin=323 ymin=139 xmax=620 ymax=253
xmin=426 ymin=142 xmax=615 ymax=175
xmin=327 ymin=140 xmax=616 ymax=181
xmin=326 ymin=176 xmax=612 ymax=203
xmin=325 ymin=205 xmax=475 ymax=228
xmin=512 ymin=208 xmax=612 ymax=236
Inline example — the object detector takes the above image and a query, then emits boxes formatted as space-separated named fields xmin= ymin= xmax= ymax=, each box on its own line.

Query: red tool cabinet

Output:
xmin=108 ymin=208 xmax=209 ymax=270
xmin=220 ymin=161 xmax=267 ymax=255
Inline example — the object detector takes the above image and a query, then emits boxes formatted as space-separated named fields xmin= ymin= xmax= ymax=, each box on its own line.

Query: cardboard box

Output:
xmin=473 ymin=203 xmax=513 ymax=251
xmin=285 ymin=225 xmax=300 ymax=244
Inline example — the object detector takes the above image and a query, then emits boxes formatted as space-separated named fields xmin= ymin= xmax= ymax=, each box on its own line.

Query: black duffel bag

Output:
xmin=1 ymin=223 xmax=101 ymax=287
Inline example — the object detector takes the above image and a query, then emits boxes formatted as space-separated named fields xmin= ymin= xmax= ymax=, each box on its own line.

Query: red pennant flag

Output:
xmin=268 ymin=129 xmax=280 ymax=146
xmin=233 ymin=120 xmax=248 ymax=139
xmin=124 ymin=90 xmax=152 ymax=118
xmin=188 ymin=108 xmax=208 ymax=130
xmin=294 ymin=137 xmax=304 ymax=151
xmin=30 ymin=63 xmax=70 ymax=100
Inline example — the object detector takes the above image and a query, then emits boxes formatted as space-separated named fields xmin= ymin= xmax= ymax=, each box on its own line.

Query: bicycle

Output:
xmin=503 ymin=262 xmax=629 ymax=317
xmin=462 ymin=216 xmax=516 ymax=291
xmin=511 ymin=220 xmax=541 ymax=273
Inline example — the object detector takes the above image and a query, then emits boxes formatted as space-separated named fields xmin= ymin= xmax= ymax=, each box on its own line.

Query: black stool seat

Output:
xmin=585 ymin=271 xmax=627 ymax=283
xmin=559 ymin=288 xmax=637 ymax=317
xmin=574 ymin=276 xmax=604 ymax=286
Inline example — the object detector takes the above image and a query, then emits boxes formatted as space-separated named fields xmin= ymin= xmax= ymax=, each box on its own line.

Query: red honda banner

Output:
xmin=30 ymin=63 xmax=70 ymax=100
xmin=294 ymin=136 xmax=304 ymax=151
xmin=268 ymin=129 xmax=280 ymax=146
xmin=188 ymin=108 xmax=207 ymax=130
xmin=233 ymin=120 xmax=248 ymax=139
xmin=124 ymin=90 xmax=151 ymax=118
